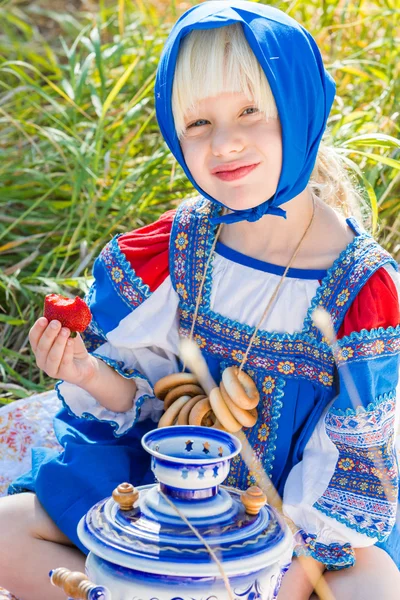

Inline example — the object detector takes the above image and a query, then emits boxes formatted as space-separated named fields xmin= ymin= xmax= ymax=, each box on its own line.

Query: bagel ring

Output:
xmin=203 ymin=414 xmax=215 ymax=427
xmin=222 ymin=367 xmax=259 ymax=410
xmin=158 ymin=395 xmax=191 ymax=428
xmin=154 ymin=373 xmax=199 ymax=400
xmin=189 ymin=397 xmax=213 ymax=426
xmin=177 ymin=395 xmax=207 ymax=425
xmin=164 ymin=384 xmax=205 ymax=410
xmin=209 ymin=387 xmax=242 ymax=433
xmin=220 ymin=382 xmax=258 ymax=428
xmin=211 ymin=418 xmax=228 ymax=431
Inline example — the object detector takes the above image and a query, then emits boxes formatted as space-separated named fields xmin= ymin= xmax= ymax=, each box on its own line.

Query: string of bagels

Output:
xmin=155 ymin=198 xmax=316 ymax=432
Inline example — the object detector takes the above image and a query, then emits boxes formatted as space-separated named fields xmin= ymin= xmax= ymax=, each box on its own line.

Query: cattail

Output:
xmin=179 ymin=338 xmax=217 ymax=395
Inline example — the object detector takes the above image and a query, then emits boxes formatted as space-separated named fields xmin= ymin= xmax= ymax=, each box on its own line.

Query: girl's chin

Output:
xmin=215 ymin=199 xmax=268 ymax=212
xmin=202 ymin=185 xmax=276 ymax=212
xmin=210 ymin=190 xmax=276 ymax=212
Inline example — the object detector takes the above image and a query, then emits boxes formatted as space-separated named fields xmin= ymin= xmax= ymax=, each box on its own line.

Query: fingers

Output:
xmin=35 ymin=320 xmax=62 ymax=362
xmin=29 ymin=317 xmax=48 ymax=353
xmin=30 ymin=318 xmax=72 ymax=377
xmin=72 ymin=332 xmax=89 ymax=358
xmin=44 ymin=327 xmax=71 ymax=377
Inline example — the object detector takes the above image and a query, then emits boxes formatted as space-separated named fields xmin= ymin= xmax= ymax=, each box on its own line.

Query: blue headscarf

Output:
xmin=155 ymin=1 xmax=336 ymax=225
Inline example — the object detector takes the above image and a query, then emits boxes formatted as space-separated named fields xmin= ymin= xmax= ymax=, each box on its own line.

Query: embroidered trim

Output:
xmin=303 ymin=236 xmax=396 ymax=339
xmin=100 ymin=235 xmax=152 ymax=310
xmin=80 ymin=282 xmax=108 ymax=353
xmin=294 ymin=530 xmax=355 ymax=570
xmin=170 ymin=197 xmax=399 ymax=495
xmin=335 ymin=326 xmax=400 ymax=365
xmin=314 ymin=393 xmax=398 ymax=541
xmin=81 ymin=329 xmax=107 ymax=354
xmin=171 ymin=198 xmax=396 ymax=386
xmin=179 ymin=309 xmax=335 ymax=388
xmin=226 ymin=375 xmax=285 ymax=488
xmin=55 ymin=353 xmax=154 ymax=438
xmin=328 ymin=390 xmax=396 ymax=417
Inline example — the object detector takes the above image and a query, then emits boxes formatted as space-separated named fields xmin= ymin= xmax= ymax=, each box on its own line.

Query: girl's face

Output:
xmin=180 ymin=91 xmax=282 ymax=212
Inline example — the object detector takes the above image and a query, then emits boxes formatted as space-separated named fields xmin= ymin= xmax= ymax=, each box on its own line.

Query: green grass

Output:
xmin=0 ymin=0 xmax=399 ymax=403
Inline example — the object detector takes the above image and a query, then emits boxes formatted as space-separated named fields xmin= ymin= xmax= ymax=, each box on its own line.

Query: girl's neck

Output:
xmin=217 ymin=189 xmax=355 ymax=270
xmin=219 ymin=188 xmax=315 ymax=265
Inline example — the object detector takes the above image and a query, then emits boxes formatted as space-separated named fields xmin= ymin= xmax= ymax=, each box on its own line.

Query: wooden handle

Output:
xmin=241 ymin=486 xmax=267 ymax=515
xmin=112 ymin=482 xmax=139 ymax=511
xmin=50 ymin=568 xmax=109 ymax=599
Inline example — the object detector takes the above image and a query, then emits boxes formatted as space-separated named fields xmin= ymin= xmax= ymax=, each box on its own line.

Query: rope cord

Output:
xmin=186 ymin=198 xmax=316 ymax=375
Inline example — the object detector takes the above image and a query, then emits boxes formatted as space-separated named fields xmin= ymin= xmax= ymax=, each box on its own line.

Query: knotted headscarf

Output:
xmin=155 ymin=1 xmax=336 ymax=224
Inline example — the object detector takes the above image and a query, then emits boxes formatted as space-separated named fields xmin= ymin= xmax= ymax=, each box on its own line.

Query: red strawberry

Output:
xmin=44 ymin=294 xmax=92 ymax=335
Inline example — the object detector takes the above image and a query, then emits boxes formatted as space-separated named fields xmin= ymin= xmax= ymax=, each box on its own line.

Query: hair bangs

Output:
xmin=172 ymin=23 xmax=278 ymax=139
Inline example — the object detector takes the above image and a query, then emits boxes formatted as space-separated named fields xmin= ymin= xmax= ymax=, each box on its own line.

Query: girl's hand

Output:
xmin=29 ymin=317 xmax=98 ymax=387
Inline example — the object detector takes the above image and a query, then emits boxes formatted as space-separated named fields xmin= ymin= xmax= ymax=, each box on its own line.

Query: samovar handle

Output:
xmin=50 ymin=567 xmax=111 ymax=600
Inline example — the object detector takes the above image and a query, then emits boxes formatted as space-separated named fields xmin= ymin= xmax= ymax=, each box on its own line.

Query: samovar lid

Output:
xmin=78 ymin=426 xmax=292 ymax=577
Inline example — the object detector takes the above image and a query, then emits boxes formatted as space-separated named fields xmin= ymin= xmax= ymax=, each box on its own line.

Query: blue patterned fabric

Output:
xmin=294 ymin=530 xmax=355 ymax=570
xmin=313 ymin=392 xmax=398 ymax=541
xmin=170 ymin=197 xmax=400 ymax=568
xmin=82 ymin=235 xmax=152 ymax=352
xmin=155 ymin=0 xmax=336 ymax=224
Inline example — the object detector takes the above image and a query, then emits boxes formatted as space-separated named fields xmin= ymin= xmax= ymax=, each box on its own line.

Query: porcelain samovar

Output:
xmin=50 ymin=426 xmax=292 ymax=600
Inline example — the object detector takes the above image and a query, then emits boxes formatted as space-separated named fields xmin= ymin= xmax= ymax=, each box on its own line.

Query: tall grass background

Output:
xmin=0 ymin=0 xmax=399 ymax=403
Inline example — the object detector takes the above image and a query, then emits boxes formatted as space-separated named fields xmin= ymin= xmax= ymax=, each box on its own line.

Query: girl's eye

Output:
xmin=185 ymin=108 xmax=259 ymax=130
xmin=243 ymin=107 xmax=259 ymax=115
xmin=187 ymin=119 xmax=209 ymax=129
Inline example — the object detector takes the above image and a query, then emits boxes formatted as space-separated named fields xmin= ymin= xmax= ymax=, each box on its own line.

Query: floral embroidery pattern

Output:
xmin=170 ymin=198 xmax=399 ymax=500
xmin=111 ymin=266 xmax=124 ymax=283
xmin=338 ymin=458 xmax=355 ymax=471
xmin=231 ymin=349 xmax=245 ymax=362
xmin=277 ymin=361 xmax=295 ymax=375
xmin=294 ymin=530 xmax=355 ymax=570
xmin=314 ymin=393 xmax=398 ymax=540
xmin=335 ymin=328 xmax=400 ymax=365
xmin=222 ymin=370 xmax=285 ymax=488
xmin=175 ymin=231 xmax=189 ymax=251
xmin=100 ymin=236 xmax=151 ymax=309
xmin=335 ymin=288 xmax=350 ymax=306
xmin=318 ymin=371 xmax=333 ymax=386
xmin=1 ymin=392 xmax=62 ymax=498
xmin=337 ymin=346 xmax=354 ymax=361
xmin=81 ymin=328 xmax=107 ymax=353
xmin=171 ymin=198 xmax=396 ymax=389
xmin=302 ymin=226 xmax=396 ymax=339
xmin=176 ymin=283 xmax=188 ymax=300
xmin=194 ymin=334 xmax=206 ymax=349
xmin=258 ymin=423 xmax=270 ymax=442
xmin=263 ymin=376 xmax=275 ymax=395
xmin=179 ymin=309 xmax=336 ymax=388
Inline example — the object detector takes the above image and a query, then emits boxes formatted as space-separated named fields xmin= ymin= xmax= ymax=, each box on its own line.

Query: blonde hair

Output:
xmin=172 ymin=23 xmax=367 ymax=224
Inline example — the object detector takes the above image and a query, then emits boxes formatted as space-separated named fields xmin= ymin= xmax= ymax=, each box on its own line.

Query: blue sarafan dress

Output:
xmin=10 ymin=197 xmax=400 ymax=568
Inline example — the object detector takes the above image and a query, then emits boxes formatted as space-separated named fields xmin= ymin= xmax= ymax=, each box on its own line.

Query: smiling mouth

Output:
xmin=213 ymin=163 xmax=260 ymax=182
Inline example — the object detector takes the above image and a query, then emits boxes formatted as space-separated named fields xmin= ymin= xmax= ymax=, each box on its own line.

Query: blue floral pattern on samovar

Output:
xmin=51 ymin=426 xmax=293 ymax=600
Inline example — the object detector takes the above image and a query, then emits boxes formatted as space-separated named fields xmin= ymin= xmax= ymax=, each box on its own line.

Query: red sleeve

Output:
xmin=117 ymin=209 xmax=176 ymax=293
xmin=337 ymin=267 xmax=400 ymax=339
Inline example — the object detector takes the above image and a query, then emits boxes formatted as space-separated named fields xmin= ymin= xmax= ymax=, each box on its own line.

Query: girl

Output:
xmin=1 ymin=2 xmax=399 ymax=599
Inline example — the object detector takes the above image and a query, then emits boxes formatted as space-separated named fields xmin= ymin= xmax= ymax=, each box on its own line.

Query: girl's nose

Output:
xmin=211 ymin=126 xmax=245 ymax=156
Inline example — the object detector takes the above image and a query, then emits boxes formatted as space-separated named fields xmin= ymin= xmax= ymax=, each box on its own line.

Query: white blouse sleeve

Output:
xmin=57 ymin=276 xmax=181 ymax=436
xmin=283 ymin=340 xmax=400 ymax=570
